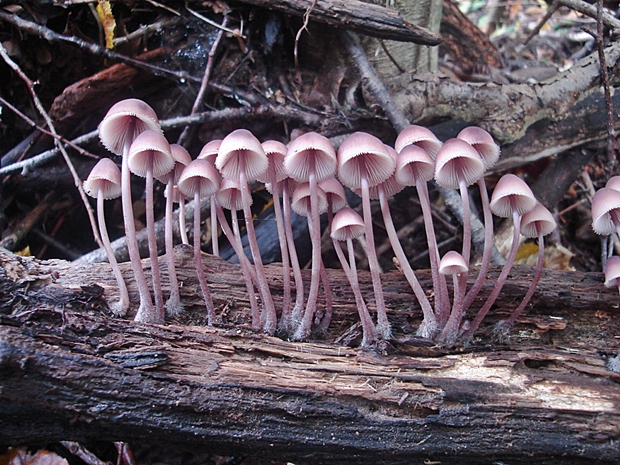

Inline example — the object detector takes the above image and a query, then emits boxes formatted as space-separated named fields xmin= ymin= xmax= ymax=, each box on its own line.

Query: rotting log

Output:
xmin=1 ymin=245 xmax=620 ymax=464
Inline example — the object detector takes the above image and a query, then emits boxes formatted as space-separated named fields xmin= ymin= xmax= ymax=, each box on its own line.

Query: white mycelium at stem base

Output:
xmin=98 ymin=99 xmax=162 ymax=324
xmin=337 ymin=132 xmax=395 ymax=339
xmin=83 ymin=158 xmax=130 ymax=316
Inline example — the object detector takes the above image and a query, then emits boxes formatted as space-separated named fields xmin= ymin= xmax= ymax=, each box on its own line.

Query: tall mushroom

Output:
xmin=83 ymin=158 xmax=130 ymax=316
xmin=337 ymin=132 xmax=395 ymax=339
xmin=285 ymin=132 xmax=337 ymax=340
xmin=177 ymin=159 xmax=221 ymax=325
xmin=216 ymin=129 xmax=276 ymax=334
xmin=331 ymin=207 xmax=377 ymax=347
xmin=98 ymin=99 xmax=162 ymax=323
xmin=156 ymin=143 xmax=191 ymax=316
xmin=497 ymin=202 xmax=556 ymax=331
xmin=127 ymin=129 xmax=175 ymax=323
xmin=462 ymin=173 xmax=537 ymax=341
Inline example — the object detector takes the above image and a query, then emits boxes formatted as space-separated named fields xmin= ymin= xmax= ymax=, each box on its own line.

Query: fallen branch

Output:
xmin=1 ymin=246 xmax=620 ymax=463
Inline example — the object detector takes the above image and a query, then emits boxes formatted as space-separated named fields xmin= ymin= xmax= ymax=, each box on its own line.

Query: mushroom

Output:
xmin=83 ymin=158 xmax=130 ymax=316
xmin=497 ymin=203 xmax=556 ymax=331
xmin=177 ymin=159 xmax=221 ymax=325
xmin=456 ymin=127 xmax=501 ymax=313
xmin=127 ymin=129 xmax=175 ymax=323
xmin=217 ymin=178 xmax=261 ymax=329
xmin=331 ymin=207 xmax=377 ymax=346
xmin=591 ymin=187 xmax=620 ymax=239
xmin=216 ymin=129 xmax=276 ymax=334
xmin=198 ymin=139 xmax=223 ymax=255
xmin=462 ymin=173 xmax=537 ymax=341
xmin=156 ymin=143 xmax=192 ymax=316
xmin=395 ymin=143 xmax=449 ymax=327
xmin=285 ymin=132 xmax=337 ymax=340
xmin=438 ymin=250 xmax=469 ymax=343
xmin=362 ymin=145 xmax=437 ymax=338
xmin=604 ymin=255 xmax=620 ymax=294
xmin=434 ymin=138 xmax=485 ymax=269
xmin=98 ymin=99 xmax=162 ymax=323
xmin=337 ymin=132 xmax=395 ymax=339
xmin=258 ymin=140 xmax=291 ymax=322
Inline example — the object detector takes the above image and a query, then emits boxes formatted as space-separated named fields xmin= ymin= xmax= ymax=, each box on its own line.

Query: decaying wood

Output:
xmin=1 ymin=246 xmax=620 ymax=463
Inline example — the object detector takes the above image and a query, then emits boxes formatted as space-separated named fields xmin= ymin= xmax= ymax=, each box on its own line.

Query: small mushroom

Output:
xmin=604 ymin=255 xmax=620 ymax=294
xmin=83 ymin=158 xmax=130 ymax=316
xmin=438 ymin=251 xmax=469 ymax=343
xmin=463 ymin=174 xmax=537 ymax=341
xmin=177 ymin=159 xmax=221 ymax=325
xmin=331 ymin=207 xmax=377 ymax=347
xmin=98 ymin=99 xmax=162 ymax=323
xmin=127 ymin=129 xmax=175 ymax=323
xmin=497 ymin=203 xmax=556 ymax=331
xmin=337 ymin=132 xmax=395 ymax=339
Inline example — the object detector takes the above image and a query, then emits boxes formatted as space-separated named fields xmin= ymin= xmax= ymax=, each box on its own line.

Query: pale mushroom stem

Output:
xmin=145 ymin=158 xmax=165 ymax=323
xmin=440 ymin=272 xmax=468 ymax=342
xmin=378 ymin=184 xmax=437 ymax=338
xmin=193 ymin=193 xmax=216 ymax=325
xmin=463 ymin=208 xmax=522 ymax=340
xmin=179 ymin=193 xmax=189 ymax=245
xmin=268 ymin=174 xmax=292 ymax=322
xmin=164 ymin=181 xmax=183 ymax=316
xmin=97 ymin=192 xmax=130 ymax=315
xmin=281 ymin=181 xmax=305 ymax=332
xmin=498 ymin=228 xmax=545 ymax=329
xmin=228 ymin=196 xmax=261 ymax=329
xmin=210 ymin=199 xmax=219 ymax=256
xmin=459 ymin=177 xmax=472 ymax=268
xmin=121 ymin=139 xmax=156 ymax=323
xmin=416 ymin=180 xmax=450 ymax=327
xmin=305 ymin=212 xmax=333 ymax=336
xmin=293 ymin=167 xmax=323 ymax=340
xmin=360 ymin=171 xmax=390 ymax=339
xmin=238 ymin=158 xmax=276 ymax=334
xmin=463 ymin=178 xmax=494 ymax=311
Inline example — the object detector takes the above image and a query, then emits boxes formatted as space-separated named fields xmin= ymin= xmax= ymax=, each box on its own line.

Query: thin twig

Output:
xmin=177 ymin=15 xmax=229 ymax=145
xmin=557 ymin=0 xmax=620 ymax=31
xmin=294 ymin=0 xmax=317 ymax=69
xmin=185 ymin=5 xmax=243 ymax=37
xmin=523 ymin=0 xmax=559 ymax=46
xmin=0 ymin=42 xmax=102 ymax=248
xmin=0 ymin=10 xmax=200 ymax=84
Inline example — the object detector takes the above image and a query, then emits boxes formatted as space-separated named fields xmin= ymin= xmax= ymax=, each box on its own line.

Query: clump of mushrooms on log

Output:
xmin=90 ymin=98 xmax=563 ymax=347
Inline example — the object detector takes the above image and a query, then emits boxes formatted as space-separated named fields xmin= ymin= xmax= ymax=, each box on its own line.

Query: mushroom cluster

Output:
xmin=88 ymin=98 xmax=556 ymax=346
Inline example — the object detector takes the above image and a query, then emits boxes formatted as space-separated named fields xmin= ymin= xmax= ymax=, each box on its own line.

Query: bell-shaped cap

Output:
xmin=291 ymin=182 xmax=328 ymax=217
xmin=216 ymin=178 xmax=246 ymax=211
xmin=285 ymin=132 xmax=337 ymax=183
xmin=489 ymin=173 xmax=537 ymax=218
xmin=520 ymin=203 xmax=556 ymax=238
xmin=127 ymin=130 xmax=174 ymax=178
xmin=456 ymin=126 xmax=500 ymax=171
xmin=604 ymin=255 xmax=620 ymax=288
xmin=395 ymin=144 xmax=435 ymax=186
xmin=216 ymin=129 xmax=268 ymax=181
xmin=351 ymin=145 xmax=403 ymax=199
xmin=319 ymin=178 xmax=348 ymax=213
xmin=197 ymin=139 xmax=222 ymax=164
xmin=337 ymin=132 xmax=395 ymax=189
xmin=331 ymin=207 xmax=365 ymax=242
xmin=394 ymin=125 xmax=442 ymax=159
xmin=606 ymin=176 xmax=620 ymax=193
xmin=434 ymin=138 xmax=485 ymax=189
xmin=256 ymin=140 xmax=288 ymax=184
xmin=591 ymin=187 xmax=620 ymax=235
xmin=156 ymin=143 xmax=192 ymax=184
xmin=439 ymin=250 xmax=468 ymax=275
xmin=177 ymin=159 xmax=221 ymax=199
xmin=83 ymin=158 xmax=122 ymax=200
xmin=98 ymin=99 xmax=161 ymax=155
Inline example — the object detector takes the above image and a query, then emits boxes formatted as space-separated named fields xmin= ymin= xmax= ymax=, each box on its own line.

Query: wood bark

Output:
xmin=1 ymin=246 xmax=620 ymax=464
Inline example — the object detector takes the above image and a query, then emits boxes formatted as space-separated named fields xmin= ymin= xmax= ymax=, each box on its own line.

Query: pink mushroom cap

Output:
xmin=216 ymin=129 xmax=268 ymax=181
xmin=83 ymin=158 xmax=122 ymax=200
xmin=591 ymin=187 xmax=620 ymax=236
xmin=434 ymin=138 xmax=485 ymax=189
xmin=285 ymin=132 xmax=337 ymax=183
xmin=127 ymin=129 xmax=175 ymax=178
xmin=98 ymin=99 xmax=161 ymax=155
xmin=394 ymin=125 xmax=443 ymax=159
xmin=337 ymin=132 xmax=395 ymax=189
xmin=331 ymin=207 xmax=366 ymax=241
xmin=489 ymin=173 xmax=537 ymax=218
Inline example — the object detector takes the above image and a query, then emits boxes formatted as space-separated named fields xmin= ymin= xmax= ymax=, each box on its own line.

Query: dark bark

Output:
xmin=1 ymin=246 xmax=620 ymax=464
